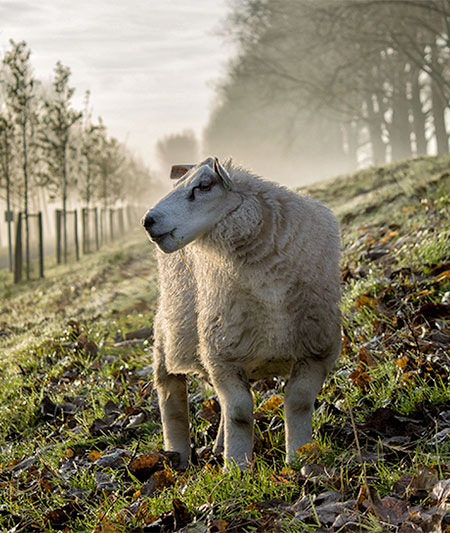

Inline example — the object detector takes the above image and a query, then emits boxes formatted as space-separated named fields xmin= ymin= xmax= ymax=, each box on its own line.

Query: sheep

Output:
xmin=141 ymin=157 xmax=341 ymax=469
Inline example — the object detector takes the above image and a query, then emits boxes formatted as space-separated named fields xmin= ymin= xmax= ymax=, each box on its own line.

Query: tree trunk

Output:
xmin=390 ymin=70 xmax=413 ymax=162
xmin=6 ymin=169 xmax=12 ymax=272
xmin=366 ymin=95 xmax=386 ymax=165
xmin=63 ymin=184 xmax=67 ymax=264
xmin=1 ymin=128 xmax=13 ymax=272
xmin=86 ymin=157 xmax=91 ymax=206
xmin=410 ymin=68 xmax=428 ymax=155
xmin=22 ymin=115 xmax=30 ymax=281
xmin=431 ymin=84 xmax=449 ymax=154
xmin=63 ymin=146 xmax=68 ymax=263
xmin=343 ymin=121 xmax=358 ymax=172
xmin=431 ymin=44 xmax=449 ymax=154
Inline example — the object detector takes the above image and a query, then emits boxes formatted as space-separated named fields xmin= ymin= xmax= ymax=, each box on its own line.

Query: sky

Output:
xmin=0 ymin=0 xmax=233 ymax=171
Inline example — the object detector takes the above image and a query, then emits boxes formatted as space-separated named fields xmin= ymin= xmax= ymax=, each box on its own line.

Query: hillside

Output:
xmin=0 ymin=155 xmax=449 ymax=532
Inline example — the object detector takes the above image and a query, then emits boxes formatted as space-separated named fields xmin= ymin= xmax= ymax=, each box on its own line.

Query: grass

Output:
xmin=0 ymin=155 xmax=449 ymax=531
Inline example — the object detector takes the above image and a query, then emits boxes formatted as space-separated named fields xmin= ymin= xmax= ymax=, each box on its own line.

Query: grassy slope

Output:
xmin=0 ymin=155 xmax=449 ymax=532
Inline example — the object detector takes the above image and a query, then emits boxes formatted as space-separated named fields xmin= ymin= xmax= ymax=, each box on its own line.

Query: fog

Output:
xmin=200 ymin=0 xmax=449 ymax=187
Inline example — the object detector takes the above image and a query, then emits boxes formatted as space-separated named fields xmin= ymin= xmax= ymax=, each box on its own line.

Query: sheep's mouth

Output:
xmin=148 ymin=228 xmax=176 ymax=244
xmin=147 ymin=229 xmax=182 ymax=253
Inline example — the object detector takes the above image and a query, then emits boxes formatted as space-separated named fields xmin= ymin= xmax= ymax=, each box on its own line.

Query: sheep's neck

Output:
xmin=201 ymin=192 xmax=281 ymax=267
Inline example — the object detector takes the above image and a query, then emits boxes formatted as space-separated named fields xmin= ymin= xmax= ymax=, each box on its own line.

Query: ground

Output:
xmin=0 ymin=155 xmax=449 ymax=532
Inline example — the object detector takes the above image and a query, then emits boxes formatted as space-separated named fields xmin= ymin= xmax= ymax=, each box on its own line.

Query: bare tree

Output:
xmin=0 ymin=112 xmax=14 ymax=271
xmin=39 ymin=61 xmax=82 ymax=263
xmin=3 ymin=40 xmax=38 ymax=280
xmin=205 ymin=0 xmax=449 ymax=180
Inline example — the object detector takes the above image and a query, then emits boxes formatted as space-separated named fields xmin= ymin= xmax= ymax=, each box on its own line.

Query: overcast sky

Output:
xmin=0 ymin=0 xmax=232 ymax=170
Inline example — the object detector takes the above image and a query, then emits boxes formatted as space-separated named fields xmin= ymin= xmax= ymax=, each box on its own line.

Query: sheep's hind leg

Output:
xmin=284 ymin=359 xmax=328 ymax=465
xmin=156 ymin=373 xmax=191 ymax=468
xmin=212 ymin=409 xmax=224 ymax=455
xmin=211 ymin=367 xmax=253 ymax=470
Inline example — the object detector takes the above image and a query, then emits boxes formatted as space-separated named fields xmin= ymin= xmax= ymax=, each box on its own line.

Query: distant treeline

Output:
xmin=203 ymin=0 xmax=450 ymax=183
xmin=0 ymin=40 xmax=153 ymax=275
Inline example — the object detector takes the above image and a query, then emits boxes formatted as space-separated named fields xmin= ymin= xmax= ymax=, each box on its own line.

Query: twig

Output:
xmin=345 ymin=392 xmax=378 ymax=514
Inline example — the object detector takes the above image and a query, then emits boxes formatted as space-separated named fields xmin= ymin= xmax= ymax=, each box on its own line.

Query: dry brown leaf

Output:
xmin=129 ymin=452 xmax=165 ymax=481
xmin=63 ymin=448 xmax=74 ymax=459
xmin=198 ymin=397 xmax=220 ymax=424
xmin=380 ymin=230 xmax=399 ymax=244
xmin=373 ymin=496 xmax=410 ymax=524
xmin=173 ymin=498 xmax=191 ymax=529
xmin=358 ymin=346 xmax=376 ymax=367
xmin=140 ymin=466 xmax=174 ymax=496
xmin=44 ymin=502 xmax=82 ymax=528
xmin=349 ymin=367 xmax=371 ymax=389
xmin=354 ymin=484 xmax=380 ymax=511
xmin=209 ymin=519 xmax=230 ymax=531
xmin=259 ymin=395 xmax=283 ymax=412
xmin=296 ymin=441 xmax=320 ymax=460
xmin=93 ymin=522 xmax=120 ymax=533
xmin=84 ymin=340 xmax=99 ymax=356
xmin=39 ymin=477 xmax=54 ymax=493
xmin=355 ymin=294 xmax=377 ymax=310
xmin=89 ymin=450 xmax=102 ymax=462
xmin=396 ymin=355 xmax=409 ymax=371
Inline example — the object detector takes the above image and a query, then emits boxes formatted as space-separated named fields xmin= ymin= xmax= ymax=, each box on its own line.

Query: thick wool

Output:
xmin=148 ymin=159 xmax=341 ymax=468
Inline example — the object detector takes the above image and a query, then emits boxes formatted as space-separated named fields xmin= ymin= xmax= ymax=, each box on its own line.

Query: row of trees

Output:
xmin=203 ymin=0 xmax=450 ymax=183
xmin=0 ymin=40 xmax=153 ymax=276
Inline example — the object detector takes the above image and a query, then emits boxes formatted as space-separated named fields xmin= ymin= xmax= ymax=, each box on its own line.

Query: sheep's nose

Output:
xmin=141 ymin=212 xmax=155 ymax=230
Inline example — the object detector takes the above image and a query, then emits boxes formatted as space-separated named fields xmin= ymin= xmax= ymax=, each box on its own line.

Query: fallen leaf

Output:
xmin=140 ymin=467 xmax=174 ymax=496
xmin=129 ymin=452 xmax=165 ymax=482
xmin=259 ymin=395 xmax=283 ymax=412
xmin=94 ymin=449 xmax=131 ymax=468
xmin=44 ymin=502 xmax=82 ymax=528
xmin=63 ymin=449 xmax=74 ymax=459
xmin=9 ymin=455 xmax=37 ymax=474
xmin=125 ymin=327 xmax=153 ymax=340
xmin=413 ymin=302 xmax=450 ymax=325
xmin=95 ymin=471 xmax=117 ymax=492
xmin=209 ymin=518 xmax=229 ymax=531
xmin=361 ymin=407 xmax=422 ymax=437
xmin=396 ymin=355 xmax=409 ymax=371
xmin=173 ymin=498 xmax=191 ymax=529
xmin=413 ymin=465 xmax=439 ymax=493
xmin=358 ymin=345 xmax=376 ymax=367
xmin=355 ymin=294 xmax=377 ymax=310
xmin=198 ymin=397 xmax=220 ymax=424
xmin=349 ymin=367 xmax=371 ymax=389
xmin=89 ymin=450 xmax=102 ymax=462
xmin=373 ymin=496 xmax=410 ymax=525
xmin=93 ymin=521 xmax=120 ymax=533
xmin=296 ymin=441 xmax=320 ymax=459
xmin=354 ymin=484 xmax=380 ymax=511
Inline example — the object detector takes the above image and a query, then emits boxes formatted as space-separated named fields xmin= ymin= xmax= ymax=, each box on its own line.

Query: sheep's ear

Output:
xmin=170 ymin=164 xmax=194 ymax=180
xmin=213 ymin=157 xmax=233 ymax=191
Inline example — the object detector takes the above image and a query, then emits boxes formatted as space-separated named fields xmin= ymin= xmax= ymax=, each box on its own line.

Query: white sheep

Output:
xmin=142 ymin=157 xmax=341 ymax=469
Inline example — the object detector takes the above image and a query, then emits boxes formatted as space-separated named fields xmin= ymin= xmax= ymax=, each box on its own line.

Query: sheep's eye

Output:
xmin=188 ymin=182 xmax=213 ymax=200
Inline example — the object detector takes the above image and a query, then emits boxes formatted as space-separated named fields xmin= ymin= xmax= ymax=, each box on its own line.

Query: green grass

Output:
xmin=0 ymin=155 xmax=449 ymax=531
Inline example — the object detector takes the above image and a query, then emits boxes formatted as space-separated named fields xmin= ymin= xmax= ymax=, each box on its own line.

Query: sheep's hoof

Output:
xmin=162 ymin=450 xmax=190 ymax=470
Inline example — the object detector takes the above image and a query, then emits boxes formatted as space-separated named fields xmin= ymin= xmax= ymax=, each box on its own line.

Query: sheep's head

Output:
xmin=142 ymin=157 xmax=240 ymax=253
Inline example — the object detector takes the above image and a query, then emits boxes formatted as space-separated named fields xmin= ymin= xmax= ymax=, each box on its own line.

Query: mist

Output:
xmin=199 ymin=0 xmax=449 ymax=187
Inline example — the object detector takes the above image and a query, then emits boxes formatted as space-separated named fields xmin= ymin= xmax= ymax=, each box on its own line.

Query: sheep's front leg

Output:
xmin=284 ymin=360 xmax=328 ymax=464
xmin=211 ymin=367 xmax=253 ymax=469
xmin=156 ymin=373 xmax=191 ymax=468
